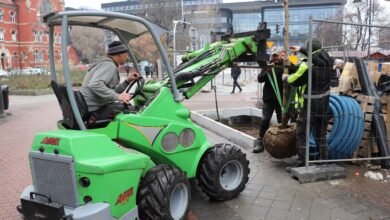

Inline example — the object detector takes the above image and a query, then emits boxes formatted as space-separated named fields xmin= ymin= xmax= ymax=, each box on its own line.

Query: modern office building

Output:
xmin=224 ymin=0 xmax=346 ymax=47
xmin=101 ymin=0 xmax=347 ymax=50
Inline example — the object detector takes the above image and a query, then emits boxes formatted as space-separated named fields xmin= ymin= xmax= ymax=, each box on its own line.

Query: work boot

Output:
xmin=253 ymin=139 xmax=264 ymax=153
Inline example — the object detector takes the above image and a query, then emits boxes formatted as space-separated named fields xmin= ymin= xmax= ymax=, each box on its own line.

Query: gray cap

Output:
xmin=108 ymin=41 xmax=128 ymax=55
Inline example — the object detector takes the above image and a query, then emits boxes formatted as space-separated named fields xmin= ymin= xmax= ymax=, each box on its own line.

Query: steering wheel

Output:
xmin=126 ymin=77 xmax=146 ymax=98
xmin=123 ymin=77 xmax=146 ymax=113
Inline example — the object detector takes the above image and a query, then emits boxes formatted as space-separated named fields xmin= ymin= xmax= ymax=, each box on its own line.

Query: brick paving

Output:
xmin=0 ymin=95 xmax=59 ymax=220
xmin=0 ymin=72 xmax=389 ymax=219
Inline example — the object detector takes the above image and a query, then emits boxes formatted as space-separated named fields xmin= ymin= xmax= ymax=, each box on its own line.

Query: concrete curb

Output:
xmin=191 ymin=107 xmax=269 ymax=150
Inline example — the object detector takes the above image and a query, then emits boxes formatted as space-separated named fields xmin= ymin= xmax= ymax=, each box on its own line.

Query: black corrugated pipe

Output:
xmin=353 ymin=57 xmax=390 ymax=168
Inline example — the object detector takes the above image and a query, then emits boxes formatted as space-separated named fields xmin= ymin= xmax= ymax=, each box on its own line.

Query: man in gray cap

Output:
xmin=81 ymin=41 xmax=139 ymax=120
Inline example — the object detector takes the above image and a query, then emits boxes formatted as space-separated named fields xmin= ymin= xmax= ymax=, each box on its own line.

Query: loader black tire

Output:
xmin=137 ymin=164 xmax=190 ymax=220
xmin=196 ymin=143 xmax=250 ymax=201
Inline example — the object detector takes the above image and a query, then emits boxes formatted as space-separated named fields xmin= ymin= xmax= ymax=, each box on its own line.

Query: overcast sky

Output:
xmin=64 ymin=0 xmax=390 ymax=10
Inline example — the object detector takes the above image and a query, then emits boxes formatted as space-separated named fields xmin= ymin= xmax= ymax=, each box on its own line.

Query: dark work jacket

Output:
xmin=258 ymin=60 xmax=284 ymax=102
xmin=231 ymin=66 xmax=241 ymax=79
xmin=288 ymin=48 xmax=333 ymax=96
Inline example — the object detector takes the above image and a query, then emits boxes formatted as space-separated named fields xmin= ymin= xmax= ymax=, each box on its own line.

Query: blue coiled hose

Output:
xmin=309 ymin=95 xmax=365 ymax=159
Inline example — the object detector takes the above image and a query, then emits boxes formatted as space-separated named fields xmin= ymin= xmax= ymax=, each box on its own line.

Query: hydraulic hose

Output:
xmin=309 ymin=95 xmax=364 ymax=159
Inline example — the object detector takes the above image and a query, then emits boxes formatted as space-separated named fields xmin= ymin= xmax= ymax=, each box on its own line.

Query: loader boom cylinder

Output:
xmin=174 ymin=22 xmax=270 ymax=99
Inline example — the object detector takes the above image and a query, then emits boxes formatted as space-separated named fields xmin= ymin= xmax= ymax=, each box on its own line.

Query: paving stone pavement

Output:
xmin=0 ymin=72 xmax=389 ymax=219
xmin=193 ymin=128 xmax=390 ymax=220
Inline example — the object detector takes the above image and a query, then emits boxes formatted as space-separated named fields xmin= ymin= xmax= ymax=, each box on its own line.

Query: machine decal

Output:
xmin=40 ymin=137 xmax=60 ymax=146
xmin=124 ymin=123 xmax=163 ymax=145
xmin=115 ymin=187 xmax=134 ymax=206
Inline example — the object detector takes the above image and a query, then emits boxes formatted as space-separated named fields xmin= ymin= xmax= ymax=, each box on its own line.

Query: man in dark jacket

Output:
xmin=283 ymin=37 xmax=333 ymax=165
xmin=253 ymin=52 xmax=284 ymax=153
xmin=231 ymin=62 xmax=242 ymax=93
xmin=144 ymin=65 xmax=150 ymax=78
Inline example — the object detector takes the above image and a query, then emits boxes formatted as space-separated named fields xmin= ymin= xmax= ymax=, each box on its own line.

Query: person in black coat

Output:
xmin=231 ymin=62 xmax=242 ymax=93
xmin=253 ymin=52 xmax=284 ymax=153
xmin=284 ymin=37 xmax=333 ymax=165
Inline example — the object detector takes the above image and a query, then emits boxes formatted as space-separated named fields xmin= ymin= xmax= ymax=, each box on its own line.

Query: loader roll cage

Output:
xmin=43 ymin=11 xmax=181 ymax=130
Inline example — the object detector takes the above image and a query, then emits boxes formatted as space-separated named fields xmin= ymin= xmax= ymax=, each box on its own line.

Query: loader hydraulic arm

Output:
xmin=136 ymin=23 xmax=270 ymax=106
xmin=173 ymin=22 xmax=270 ymax=99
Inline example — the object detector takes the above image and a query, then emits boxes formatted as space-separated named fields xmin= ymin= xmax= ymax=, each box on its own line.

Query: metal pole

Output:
xmin=181 ymin=0 xmax=184 ymax=21
xmin=0 ymin=84 xmax=4 ymax=117
xmin=368 ymin=0 xmax=371 ymax=58
xmin=61 ymin=15 xmax=86 ymax=130
xmin=172 ymin=19 xmax=191 ymax=68
xmin=173 ymin=21 xmax=178 ymax=68
xmin=281 ymin=0 xmax=289 ymax=128
xmin=305 ymin=16 xmax=313 ymax=168
xmin=48 ymin=25 xmax=56 ymax=82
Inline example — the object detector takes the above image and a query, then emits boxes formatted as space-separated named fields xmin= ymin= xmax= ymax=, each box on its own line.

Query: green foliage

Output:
xmin=7 ymin=70 xmax=87 ymax=90
xmin=7 ymin=75 xmax=52 ymax=90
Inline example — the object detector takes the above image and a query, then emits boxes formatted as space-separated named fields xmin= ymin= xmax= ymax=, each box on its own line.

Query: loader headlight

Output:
xmin=161 ymin=132 xmax=178 ymax=152
xmin=179 ymin=128 xmax=195 ymax=147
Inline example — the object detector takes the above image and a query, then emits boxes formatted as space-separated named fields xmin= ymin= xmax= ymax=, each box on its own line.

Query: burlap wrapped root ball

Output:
xmin=263 ymin=123 xmax=297 ymax=159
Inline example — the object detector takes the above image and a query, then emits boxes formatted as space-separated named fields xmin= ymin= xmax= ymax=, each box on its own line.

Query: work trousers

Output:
xmin=232 ymin=78 xmax=242 ymax=93
xmin=90 ymin=102 xmax=134 ymax=121
xmin=296 ymin=95 xmax=330 ymax=162
xmin=258 ymin=100 xmax=282 ymax=140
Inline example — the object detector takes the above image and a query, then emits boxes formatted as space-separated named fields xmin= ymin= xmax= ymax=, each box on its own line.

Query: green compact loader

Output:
xmin=17 ymin=10 xmax=270 ymax=220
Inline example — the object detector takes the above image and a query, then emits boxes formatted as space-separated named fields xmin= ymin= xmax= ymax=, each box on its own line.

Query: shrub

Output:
xmin=6 ymin=69 xmax=87 ymax=90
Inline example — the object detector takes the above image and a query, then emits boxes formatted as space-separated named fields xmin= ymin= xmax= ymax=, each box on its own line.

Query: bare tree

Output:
xmin=314 ymin=15 xmax=343 ymax=49
xmin=131 ymin=1 xmax=220 ymax=65
xmin=141 ymin=0 xmax=182 ymax=30
xmin=70 ymin=26 xmax=105 ymax=63
xmin=186 ymin=3 xmax=220 ymax=50
xmin=343 ymin=0 xmax=387 ymax=51
xmin=140 ymin=0 xmax=182 ymax=48
xmin=128 ymin=33 xmax=160 ymax=65
xmin=378 ymin=27 xmax=390 ymax=49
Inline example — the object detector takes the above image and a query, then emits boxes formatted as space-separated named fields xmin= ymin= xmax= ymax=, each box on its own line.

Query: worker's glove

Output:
xmin=282 ymin=74 xmax=289 ymax=82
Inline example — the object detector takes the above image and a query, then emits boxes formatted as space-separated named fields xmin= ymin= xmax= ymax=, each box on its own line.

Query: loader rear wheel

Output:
xmin=196 ymin=143 xmax=250 ymax=201
xmin=137 ymin=164 xmax=190 ymax=220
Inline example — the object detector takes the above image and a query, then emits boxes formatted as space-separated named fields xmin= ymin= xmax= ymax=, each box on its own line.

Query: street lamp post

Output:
xmin=172 ymin=18 xmax=191 ymax=68
xmin=368 ymin=0 xmax=372 ymax=58
xmin=181 ymin=0 xmax=184 ymax=21
xmin=172 ymin=0 xmax=191 ymax=68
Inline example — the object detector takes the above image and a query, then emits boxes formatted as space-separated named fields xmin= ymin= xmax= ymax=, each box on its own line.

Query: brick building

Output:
xmin=0 ymin=0 xmax=78 ymax=71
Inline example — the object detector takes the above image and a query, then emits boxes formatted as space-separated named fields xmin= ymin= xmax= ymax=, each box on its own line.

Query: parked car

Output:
xmin=0 ymin=69 xmax=8 ymax=78
xmin=21 ymin=68 xmax=48 ymax=75
xmin=9 ymin=68 xmax=46 ymax=75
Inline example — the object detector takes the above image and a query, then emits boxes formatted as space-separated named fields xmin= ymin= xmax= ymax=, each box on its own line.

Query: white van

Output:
xmin=21 ymin=68 xmax=47 ymax=75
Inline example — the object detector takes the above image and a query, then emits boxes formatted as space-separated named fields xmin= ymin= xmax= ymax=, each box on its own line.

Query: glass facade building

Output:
xmin=262 ymin=5 xmax=342 ymax=46
xmin=101 ymin=0 xmax=346 ymax=48
xmin=225 ymin=0 xmax=346 ymax=46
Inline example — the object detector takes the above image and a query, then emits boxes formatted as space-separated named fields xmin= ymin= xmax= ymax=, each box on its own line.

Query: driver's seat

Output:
xmin=51 ymin=80 xmax=110 ymax=129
